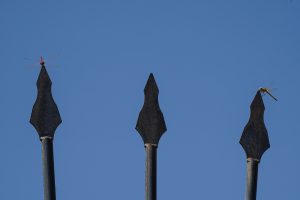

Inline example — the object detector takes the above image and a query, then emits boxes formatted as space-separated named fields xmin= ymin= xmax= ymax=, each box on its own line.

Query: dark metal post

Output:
xmin=240 ymin=91 xmax=270 ymax=200
xmin=145 ymin=144 xmax=157 ymax=200
xmin=41 ymin=137 xmax=56 ymax=200
xmin=246 ymin=158 xmax=259 ymax=200
xmin=30 ymin=61 xmax=62 ymax=200
xmin=136 ymin=74 xmax=167 ymax=200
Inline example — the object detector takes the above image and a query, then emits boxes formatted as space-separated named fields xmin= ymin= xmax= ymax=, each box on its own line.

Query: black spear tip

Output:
xmin=240 ymin=90 xmax=270 ymax=160
xmin=37 ymin=65 xmax=52 ymax=88
xmin=144 ymin=73 xmax=159 ymax=94
xmin=30 ymin=65 xmax=62 ymax=138
xmin=135 ymin=73 xmax=167 ymax=145
xmin=250 ymin=91 xmax=265 ymax=110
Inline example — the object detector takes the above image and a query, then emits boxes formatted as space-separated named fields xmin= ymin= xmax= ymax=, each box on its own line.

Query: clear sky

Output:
xmin=0 ymin=0 xmax=300 ymax=199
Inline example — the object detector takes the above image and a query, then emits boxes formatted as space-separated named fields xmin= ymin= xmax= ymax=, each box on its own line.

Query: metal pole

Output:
xmin=145 ymin=144 xmax=157 ymax=200
xmin=246 ymin=158 xmax=259 ymax=200
xmin=41 ymin=137 xmax=56 ymax=200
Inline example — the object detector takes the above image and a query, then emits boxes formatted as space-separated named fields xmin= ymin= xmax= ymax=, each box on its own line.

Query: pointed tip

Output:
xmin=148 ymin=73 xmax=155 ymax=82
xmin=250 ymin=90 xmax=265 ymax=110
xmin=144 ymin=73 xmax=159 ymax=94
xmin=37 ymin=65 xmax=52 ymax=86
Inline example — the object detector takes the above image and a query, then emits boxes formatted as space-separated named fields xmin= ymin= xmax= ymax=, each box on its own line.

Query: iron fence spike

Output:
xmin=240 ymin=90 xmax=270 ymax=160
xmin=136 ymin=73 xmax=167 ymax=145
xmin=135 ymin=74 xmax=167 ymax=200
xmin=30 ymin=65 xmax=62 ymax=138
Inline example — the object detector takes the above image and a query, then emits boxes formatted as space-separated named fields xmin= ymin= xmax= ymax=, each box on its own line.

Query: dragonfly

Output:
xmin=259 ymin=87 xmax=278 ymax=101
xmin=40 ymin=56 xmax=45 ymax=66
xmin=24 ymin=54 xmax=61 ymax=69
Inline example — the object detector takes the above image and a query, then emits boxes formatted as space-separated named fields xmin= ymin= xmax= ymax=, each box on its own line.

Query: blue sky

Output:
xmin=0 ymin=0 xmax=300 ymax=199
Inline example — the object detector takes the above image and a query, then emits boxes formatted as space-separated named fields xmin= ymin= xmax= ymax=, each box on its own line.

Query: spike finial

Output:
xmin=30 ymin=65 xmax=62 ymax=138
xmin=240 ymin=91 xmax=270 ymax=160
xmin=136 ymin=73 xmax=167 ymax=145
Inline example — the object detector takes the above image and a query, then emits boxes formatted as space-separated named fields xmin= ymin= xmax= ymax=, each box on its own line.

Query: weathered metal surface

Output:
xmin=136 ymin=74 xmax=167 ymax=200
xmin=240 ymin=91 xmax=270 ymax=160
xmin=136 ymin=73 xmax=167 ymax=145
xmin=30 ymin=64 xmax=62 ymax=138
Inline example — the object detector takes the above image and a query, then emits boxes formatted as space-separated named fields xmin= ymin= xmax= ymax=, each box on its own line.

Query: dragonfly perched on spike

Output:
xmin=40 ymin=56 xmax=45 ymax=66
xmin=25 ymin=55 xmax=60 ymax=69
xmin=259 ymin=87 xmax=278 ymax=101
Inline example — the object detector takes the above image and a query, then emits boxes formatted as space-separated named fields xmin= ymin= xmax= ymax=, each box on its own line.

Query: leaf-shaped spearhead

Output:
xmin=30 ymin=66 xmax=62 ymax=138
xmin=136 ymin=73 xmax=167 ymax=145
xmin=240 ymin=91 xmax=270 ymax=160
